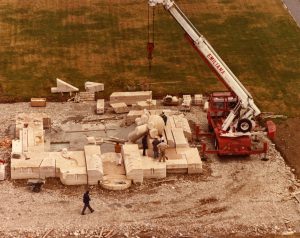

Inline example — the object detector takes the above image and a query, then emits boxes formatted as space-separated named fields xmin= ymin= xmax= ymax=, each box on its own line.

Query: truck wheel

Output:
xmin=237 ymin=119 xmax=252 ymax=133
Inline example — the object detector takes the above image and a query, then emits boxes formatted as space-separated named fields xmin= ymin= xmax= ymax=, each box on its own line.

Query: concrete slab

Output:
xmin=84 ymin=145 xmax=103 ymax=185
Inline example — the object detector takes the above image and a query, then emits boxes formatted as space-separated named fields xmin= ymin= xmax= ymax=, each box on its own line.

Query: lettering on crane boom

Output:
xmin=207 ymin=53 xmax=226 ymax=75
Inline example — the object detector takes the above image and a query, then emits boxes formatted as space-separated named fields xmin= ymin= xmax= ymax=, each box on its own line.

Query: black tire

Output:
xmin=237 ymin=119 xmax=252 ymax=133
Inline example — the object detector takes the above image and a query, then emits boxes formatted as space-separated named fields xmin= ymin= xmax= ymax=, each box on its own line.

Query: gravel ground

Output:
xmin=0 ymin=102 xmax=300 ymax=238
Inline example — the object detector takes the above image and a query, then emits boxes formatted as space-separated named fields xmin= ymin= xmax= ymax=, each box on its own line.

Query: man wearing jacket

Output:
xmin=81 ymin=190 xmax=94 ymax=215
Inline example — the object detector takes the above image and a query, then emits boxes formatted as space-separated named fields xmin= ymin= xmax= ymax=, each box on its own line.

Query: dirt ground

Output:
xmin=0 ymin=102 xmax=300 ymax=238
xmin=274 ymin=118 xmax=300 ymax=178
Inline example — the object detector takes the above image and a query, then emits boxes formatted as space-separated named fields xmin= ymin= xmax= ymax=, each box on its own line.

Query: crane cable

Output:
xmin=147 ymin=5 xmax=155 ymax=71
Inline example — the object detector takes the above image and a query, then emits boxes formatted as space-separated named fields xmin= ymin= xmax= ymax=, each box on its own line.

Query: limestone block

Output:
xmin=172 ymin=128 xmax=188 ymax=148
xmin=204 ymin=101 xmax=209 ymax=112
xmin=166 ymin=153 xmax=188 ymax=174
xmin=12 ymin=139 xmax=22 ymax=156
xmin=147 ymin=115 xmax=165 ymax=136
xmin=30 ymin=98 xmax=46 ymax=107
xmin=126 ymin=110 xmax=144 ymax=125
xmin=96 ymin=99 xmax=105 ymax=114
xmin=194 ymin=94 xmax=203 ymax=105
xmin=176 ymin=147 xmax=202 ymax=174
xmin=0 ymin=164 xmax=7 ymax=180
xmin=137 ymin=100 xmax=157 ymax=110
xmin=122 ymin=144 xmax=143 ymax=184
xmin=60 ymin=167 xmax=87 ymax=185
xmin=40 ymin=157 xmax=56 ymax=178
xmin=165 ymin=148 xmax=182 ymax=160
xmin=142 ymin=156 xmax=166 ymax=179
xmin=149 ymin=109 xmax=172 ymax=116
xmin=164 ymin=125 xmax=175 ymax=148
xmin=79 ymin=92 xmax=95 ymax=101
xmin=110 ymin=102 xmax=129 ymax=114
xmin=110 ymin=91 xmax=152 ymax=105
xmin=85 ymin=81 xmax=104 ymax=92
xmin=84 ymin=145 xmax=103 ymax=185
xmin=172 ymin=115 xmax=192 ymax=141
xmin=11 ymin=157 xmax=43 ymax=179
xmin=51 ymin=78 xmax=79 ymax=93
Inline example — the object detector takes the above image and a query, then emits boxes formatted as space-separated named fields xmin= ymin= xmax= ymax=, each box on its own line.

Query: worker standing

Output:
xmin=115 ymin=142 xmax=122 ymax=166
xmin=160 ymin=112 xmax=168 ymax=125
xmin=142 ymin=134 xmax=148 ymax=156
xmin=152 ymin=137 xmax=160 ymax=159
xmin=158 ymin=140 xmax=169 ymax=162
xmin=81 ymin=190 xmax=94 ymax=215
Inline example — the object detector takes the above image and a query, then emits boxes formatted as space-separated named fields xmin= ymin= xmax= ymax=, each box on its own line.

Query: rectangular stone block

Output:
xmin=30 ymin=98 xmax=46 ymax=107
xmin=110 ymin=91 xmax=152 ymax=105
xmin=176 ymin=147 xmax=202 ymax=174
xmin=79 ymin=92 xmax=95 ymax=101
xmin=142 ymin=156 xmax=166 ymax=179
xmin=110 ymin=102 xmax=129 ymax=114
xmin=96 ymin=99 xmax=105 ymax=114
xmin=172 ymin=128 xmax=188 ymax=148
xmin=122 ymin=144 xmax=143 ymax=184
xmin=84 ymin=145 xmax=103 ymax=185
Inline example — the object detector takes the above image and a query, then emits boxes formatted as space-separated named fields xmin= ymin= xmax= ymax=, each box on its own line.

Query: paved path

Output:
xmin=282 ymin=0 xmax=300 ymax=26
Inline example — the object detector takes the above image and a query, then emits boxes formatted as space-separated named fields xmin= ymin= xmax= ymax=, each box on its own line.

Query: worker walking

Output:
xmin=152 ymin=137 xmax=160 ymax=159
xmin=158 ymin=140 xmax=168 ymax=162
xmin=81 ymin=190 xmax=94 ymax=215
xmin=115 ymin=142 xmax=122 ymax=166
xmin=142 ymin=134 xmax=148 ymax=156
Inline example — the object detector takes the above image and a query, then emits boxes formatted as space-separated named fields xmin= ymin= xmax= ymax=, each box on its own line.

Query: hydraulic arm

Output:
xmin=148 ymin=0 xmax=261 ymax=134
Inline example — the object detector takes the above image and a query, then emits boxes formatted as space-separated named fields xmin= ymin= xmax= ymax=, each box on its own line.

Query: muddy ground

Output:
xmin=0 ymin=102 xmax=299 ymax=238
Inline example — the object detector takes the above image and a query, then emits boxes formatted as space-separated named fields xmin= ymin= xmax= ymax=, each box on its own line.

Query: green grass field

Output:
xmin=0 ymin=0 xmax=299 ymax=116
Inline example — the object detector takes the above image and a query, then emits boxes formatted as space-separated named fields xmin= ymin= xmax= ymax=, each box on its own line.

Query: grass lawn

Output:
xmin=0 ymin=0 xmax=299 ymax=116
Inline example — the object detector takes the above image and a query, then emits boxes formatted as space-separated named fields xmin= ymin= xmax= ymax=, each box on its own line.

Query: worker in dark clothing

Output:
xmin=81 ymin=190 xmax=94 ymax=215
xmin=142 ymin=134 xmax=148 ymax=156
xmin=152 ymin=137 xmax=160 ymax=159
xmin=160 ymin=112 xmax=168 ymax=125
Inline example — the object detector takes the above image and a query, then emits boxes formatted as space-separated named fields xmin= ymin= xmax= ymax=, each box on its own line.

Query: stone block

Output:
xmin=122 ymin=144 xmax=143 ymax=184
xmin=142 ymin=156 xmax=166 ymax=179
xmin=194 ymin=94 xmax=203 ymax=105
xmin=40 ymin=156 xmax=56 ymax=178
xmin=137 ymin=100 xmax=157 ymax=110
xmin=172 ymin=128 xmax=189 ymax=148
xmin=85 ymin=81 xmax=104 ymax=92
xmin=110 ymin=91 xmax=152 ymax=105
xmin=126 ymin=110 xmax=144 ymax=125
xmin=60 ymin=167 xmax=87 ymax=185
xmin=30 ymin=98 xmax=46 ymax=107
xmin=0 ymin=164 xmax=7 ymax=180
xmin=172 ymin=115 xmax=192 ymax=141
xmin=166 ymin=154 xmax=188 ymax=174
xmin=84 ymin=145 xmax=103 ymax=185
xmin=110 ymin=102 xmax=129 ymax=114
xmin=96 ymin=99 xmax=105 ymax=114
xmin=176 ymin=147 xmax=202 ymax=174
xmin=51 ymin=78 xmax=79 ymax=93
xmin=79 ymin=92 xmax=95 ymax=101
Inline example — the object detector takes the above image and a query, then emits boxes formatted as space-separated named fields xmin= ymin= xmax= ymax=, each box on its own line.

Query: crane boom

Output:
xmin=149 ymin=0 xmax=261 ymax=133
